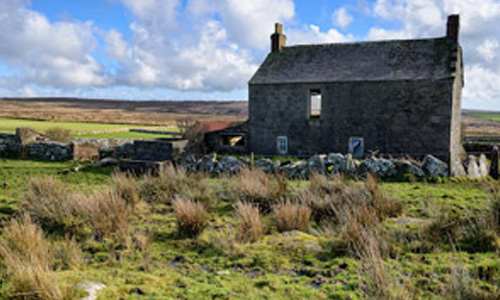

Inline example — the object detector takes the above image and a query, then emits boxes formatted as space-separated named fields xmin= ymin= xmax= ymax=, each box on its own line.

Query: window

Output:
xmin=309 ymin=89 xmax=322 ymax=118
xmin=349 ymin=137 xmax=364 ymax=158
xmin=277 ymin=136 xmax=288 ymax=154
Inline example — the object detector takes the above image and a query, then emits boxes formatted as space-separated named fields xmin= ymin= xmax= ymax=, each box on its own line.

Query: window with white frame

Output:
xmin=277 ymin=136 xmax=288 ymax=154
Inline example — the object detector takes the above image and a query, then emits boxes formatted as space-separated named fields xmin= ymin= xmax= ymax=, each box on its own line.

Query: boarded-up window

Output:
xmin=277 ymin=136 xmax=288 ymax=154
xmin=310 ymin=89 xmax=322 ymax=118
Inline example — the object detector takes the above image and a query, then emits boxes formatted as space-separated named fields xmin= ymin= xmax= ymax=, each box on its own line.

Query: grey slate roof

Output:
xmin=249 ymin=37 xmax=457 ymax=85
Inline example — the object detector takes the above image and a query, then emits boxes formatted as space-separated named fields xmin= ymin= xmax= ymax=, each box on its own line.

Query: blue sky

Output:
xmin=0 ymin=0 xmax=500 ymax=110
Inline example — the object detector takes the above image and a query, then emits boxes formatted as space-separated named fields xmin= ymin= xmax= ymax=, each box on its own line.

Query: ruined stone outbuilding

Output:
xmin=248 ymin=15 xmax=464 ymax=176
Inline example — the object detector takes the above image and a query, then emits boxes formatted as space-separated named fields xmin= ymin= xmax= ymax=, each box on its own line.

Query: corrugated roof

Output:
xmin=249 ymin=37 xmax=457 ymax=85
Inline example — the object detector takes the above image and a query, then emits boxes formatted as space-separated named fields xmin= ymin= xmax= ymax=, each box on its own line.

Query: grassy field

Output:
xmin=0 ymin=117 xmax=178 ymax=139
xmin=467 ymin=113 xmax=500 ymax=123
xmin=0 ymin=158 xmax=500 ymax=299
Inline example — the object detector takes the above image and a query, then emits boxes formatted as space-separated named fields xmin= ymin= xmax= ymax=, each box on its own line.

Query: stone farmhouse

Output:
xmin=248 ymin=15 xmax=464 ymax=175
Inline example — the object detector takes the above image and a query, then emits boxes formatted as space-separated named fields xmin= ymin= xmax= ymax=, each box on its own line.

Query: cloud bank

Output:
xmin=0 ymin=0 xmax=499 ymax=108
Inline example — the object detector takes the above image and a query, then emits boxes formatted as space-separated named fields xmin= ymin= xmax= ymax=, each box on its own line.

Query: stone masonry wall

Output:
xmin=249 ymin=78 xmax=455 ymax=164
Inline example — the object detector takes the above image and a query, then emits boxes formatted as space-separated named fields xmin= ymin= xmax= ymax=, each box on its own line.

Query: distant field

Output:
xmin=466 ymin=113 xmax=500 ymax=122
xmin=0 ymin=117 xmax=176 ymax=139
xmin=0 ymin=97 xmax=247 ymax=126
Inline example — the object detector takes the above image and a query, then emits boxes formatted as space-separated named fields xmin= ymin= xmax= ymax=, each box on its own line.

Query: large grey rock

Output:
xmin=326 ymin=153 xmax=345 ymax=174
xmin=361 ymin=157 xmax=397 ymax=177
xmin=179 ymin=154 xmax=198 ymax=172
xmin=307 ymin=155 xmax=326 ymax=174
xmin=394 ymin=160 xmax=425 ymax=177
xmin=422 ymin=155 xmax=449 ymax=177
xmin=216 ymin=156 xmax=245 ymax=173
xmin=466 ymin=155 xmax=481 ymax=179
xmin=198 ymin=153 xmax=217 ymax=173
xmin=279 ymin=160 xmax=307 ymax=178
xmin=255 ymin=158 xmax=275 ymax=173
xmin=95 ymin=157 xmax=119 ymax=167
xmin=478 ymin=154 xmax=489 ymax=178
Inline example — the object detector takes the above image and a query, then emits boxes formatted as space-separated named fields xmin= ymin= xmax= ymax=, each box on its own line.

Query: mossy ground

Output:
xmin=0 ymin=158 xmax=499 ymax=299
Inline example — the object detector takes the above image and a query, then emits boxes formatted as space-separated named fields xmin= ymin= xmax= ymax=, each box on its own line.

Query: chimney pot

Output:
xmin=446 ymin=15 xmax=460 ymax=43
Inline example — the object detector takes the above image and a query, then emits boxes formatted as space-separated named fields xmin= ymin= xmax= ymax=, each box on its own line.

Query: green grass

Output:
xmin=0 ymin=117 xmax=182 ymax=139
xmin=1 ymin=159 xmax=500 ymax=299
xmin=466 ymin=112 xmax=500 ymax=122
xmin=72 ymin=131 xmax=176 ymax=139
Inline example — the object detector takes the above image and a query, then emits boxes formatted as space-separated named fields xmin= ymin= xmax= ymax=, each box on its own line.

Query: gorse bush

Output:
xmin=0 ymin=214 xmax=76 ymax=300
xmin=272 ymin=200 xmax=311 ymax=232
xmin=234 ymin=201 xmax=263 ymax=242
xmin=172 ymin=196 xmax=207 ymax=238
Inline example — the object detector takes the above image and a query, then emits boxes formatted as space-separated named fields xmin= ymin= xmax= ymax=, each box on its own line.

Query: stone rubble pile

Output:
xmin=179 ymin=153 xmax=428 ymax=178
xmin=178 ymin=152 xmax=494 ymax=179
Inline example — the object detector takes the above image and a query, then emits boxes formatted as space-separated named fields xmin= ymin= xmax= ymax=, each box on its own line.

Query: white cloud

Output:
xmin=0 ymin=0 xmax=108 ymax=88
xmin=368 ymin=0 xmax=500 ymax=107
xmin=288 ymin=25 xmax=354 ymax=45
xmin=333 ymin=7 xmax=353 ymax=29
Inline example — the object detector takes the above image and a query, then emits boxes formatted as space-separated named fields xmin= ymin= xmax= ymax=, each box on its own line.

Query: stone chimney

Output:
xmin=446 ymin=15 xmax=460 ymax=43
xmin=271 ymin=23 xmax=286 ymax=53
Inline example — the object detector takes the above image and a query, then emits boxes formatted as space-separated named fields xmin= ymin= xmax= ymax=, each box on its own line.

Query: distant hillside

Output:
xmin=0 ymin=98 xmax=248 ymax=126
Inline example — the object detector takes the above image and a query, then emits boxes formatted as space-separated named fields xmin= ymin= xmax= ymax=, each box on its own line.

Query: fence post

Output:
xmin=490 ymin=145 xmax=499 ymax=180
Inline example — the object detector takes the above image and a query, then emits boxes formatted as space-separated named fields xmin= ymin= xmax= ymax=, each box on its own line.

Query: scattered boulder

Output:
xmin=179 ymin=154 xmax=198 ymax=172
xmin=361 ymin=157 xmax=397 ymax=178
xmin=478 ymin=154 xmax=489 ymax=178
xmin=216 ymin=156 xmax=245 ymax=173
xmin=254 ymin=158 xmax=275 ymax=173
xmin=326 ymin=153 xmax=345 ymax=174
xmin=466 ymin=155 xmax=481 ymax=179
xmin=198 ymin=153 xmax=217 ymax=173
xmin=394 ymin=160 xmax=425 ymax=177
xmin=279 ymin=161 xmax=307 ymax=179
xmin=79 ymin=282 xmax=105 ymax=300
xmin=307 ymin=155 xmax=326 ymax=174
xmin=422 ymin=155 xmax=449 ymax=177
xmin=95 ymin=157 xmax=119 ymax=167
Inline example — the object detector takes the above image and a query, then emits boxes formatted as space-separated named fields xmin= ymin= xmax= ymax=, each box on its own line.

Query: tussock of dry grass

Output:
xmin=0 ymin=215 xmax=76 ymax=300
xmin=234 ymin=201 xmax=263 ymax=243
xmin=112 ymin=172 xmax=138 ymax=209
xmin=273 ymin=200 xmax=311 ymax=232
xmin=22 ymin=177 xmax=85 ymax=235
xmin=227 ymin=167 xmax=288 ymax=211
xmin=80 ymin=191 xmax=130 ymax=243
xmin=172 ymin=196 xmax=207 ymax=238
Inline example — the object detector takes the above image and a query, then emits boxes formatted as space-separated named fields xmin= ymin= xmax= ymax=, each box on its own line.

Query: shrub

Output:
xmin=22 ymin=177 xmax=85 ymax=235
xmin=0 ymin=214 xmax=76 ymax=300
xmin=44 ymin=127 xmax=72 ymax=143
xmin=234 ymin=201 xmax=263 ymax=242
xmin=172 ymin=196 xmax=207 ymax=238
xmin=272 ymin=200 xmax=311 ymax=232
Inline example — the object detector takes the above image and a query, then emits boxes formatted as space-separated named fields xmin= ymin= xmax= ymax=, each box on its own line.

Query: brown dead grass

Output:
xmin=234 ymin=201 xmax=263 ymax=243
xmin=273 ymin=200 xmax=311 ymax=232
xmin=172 ymin=196 xmax=207 ymax=238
